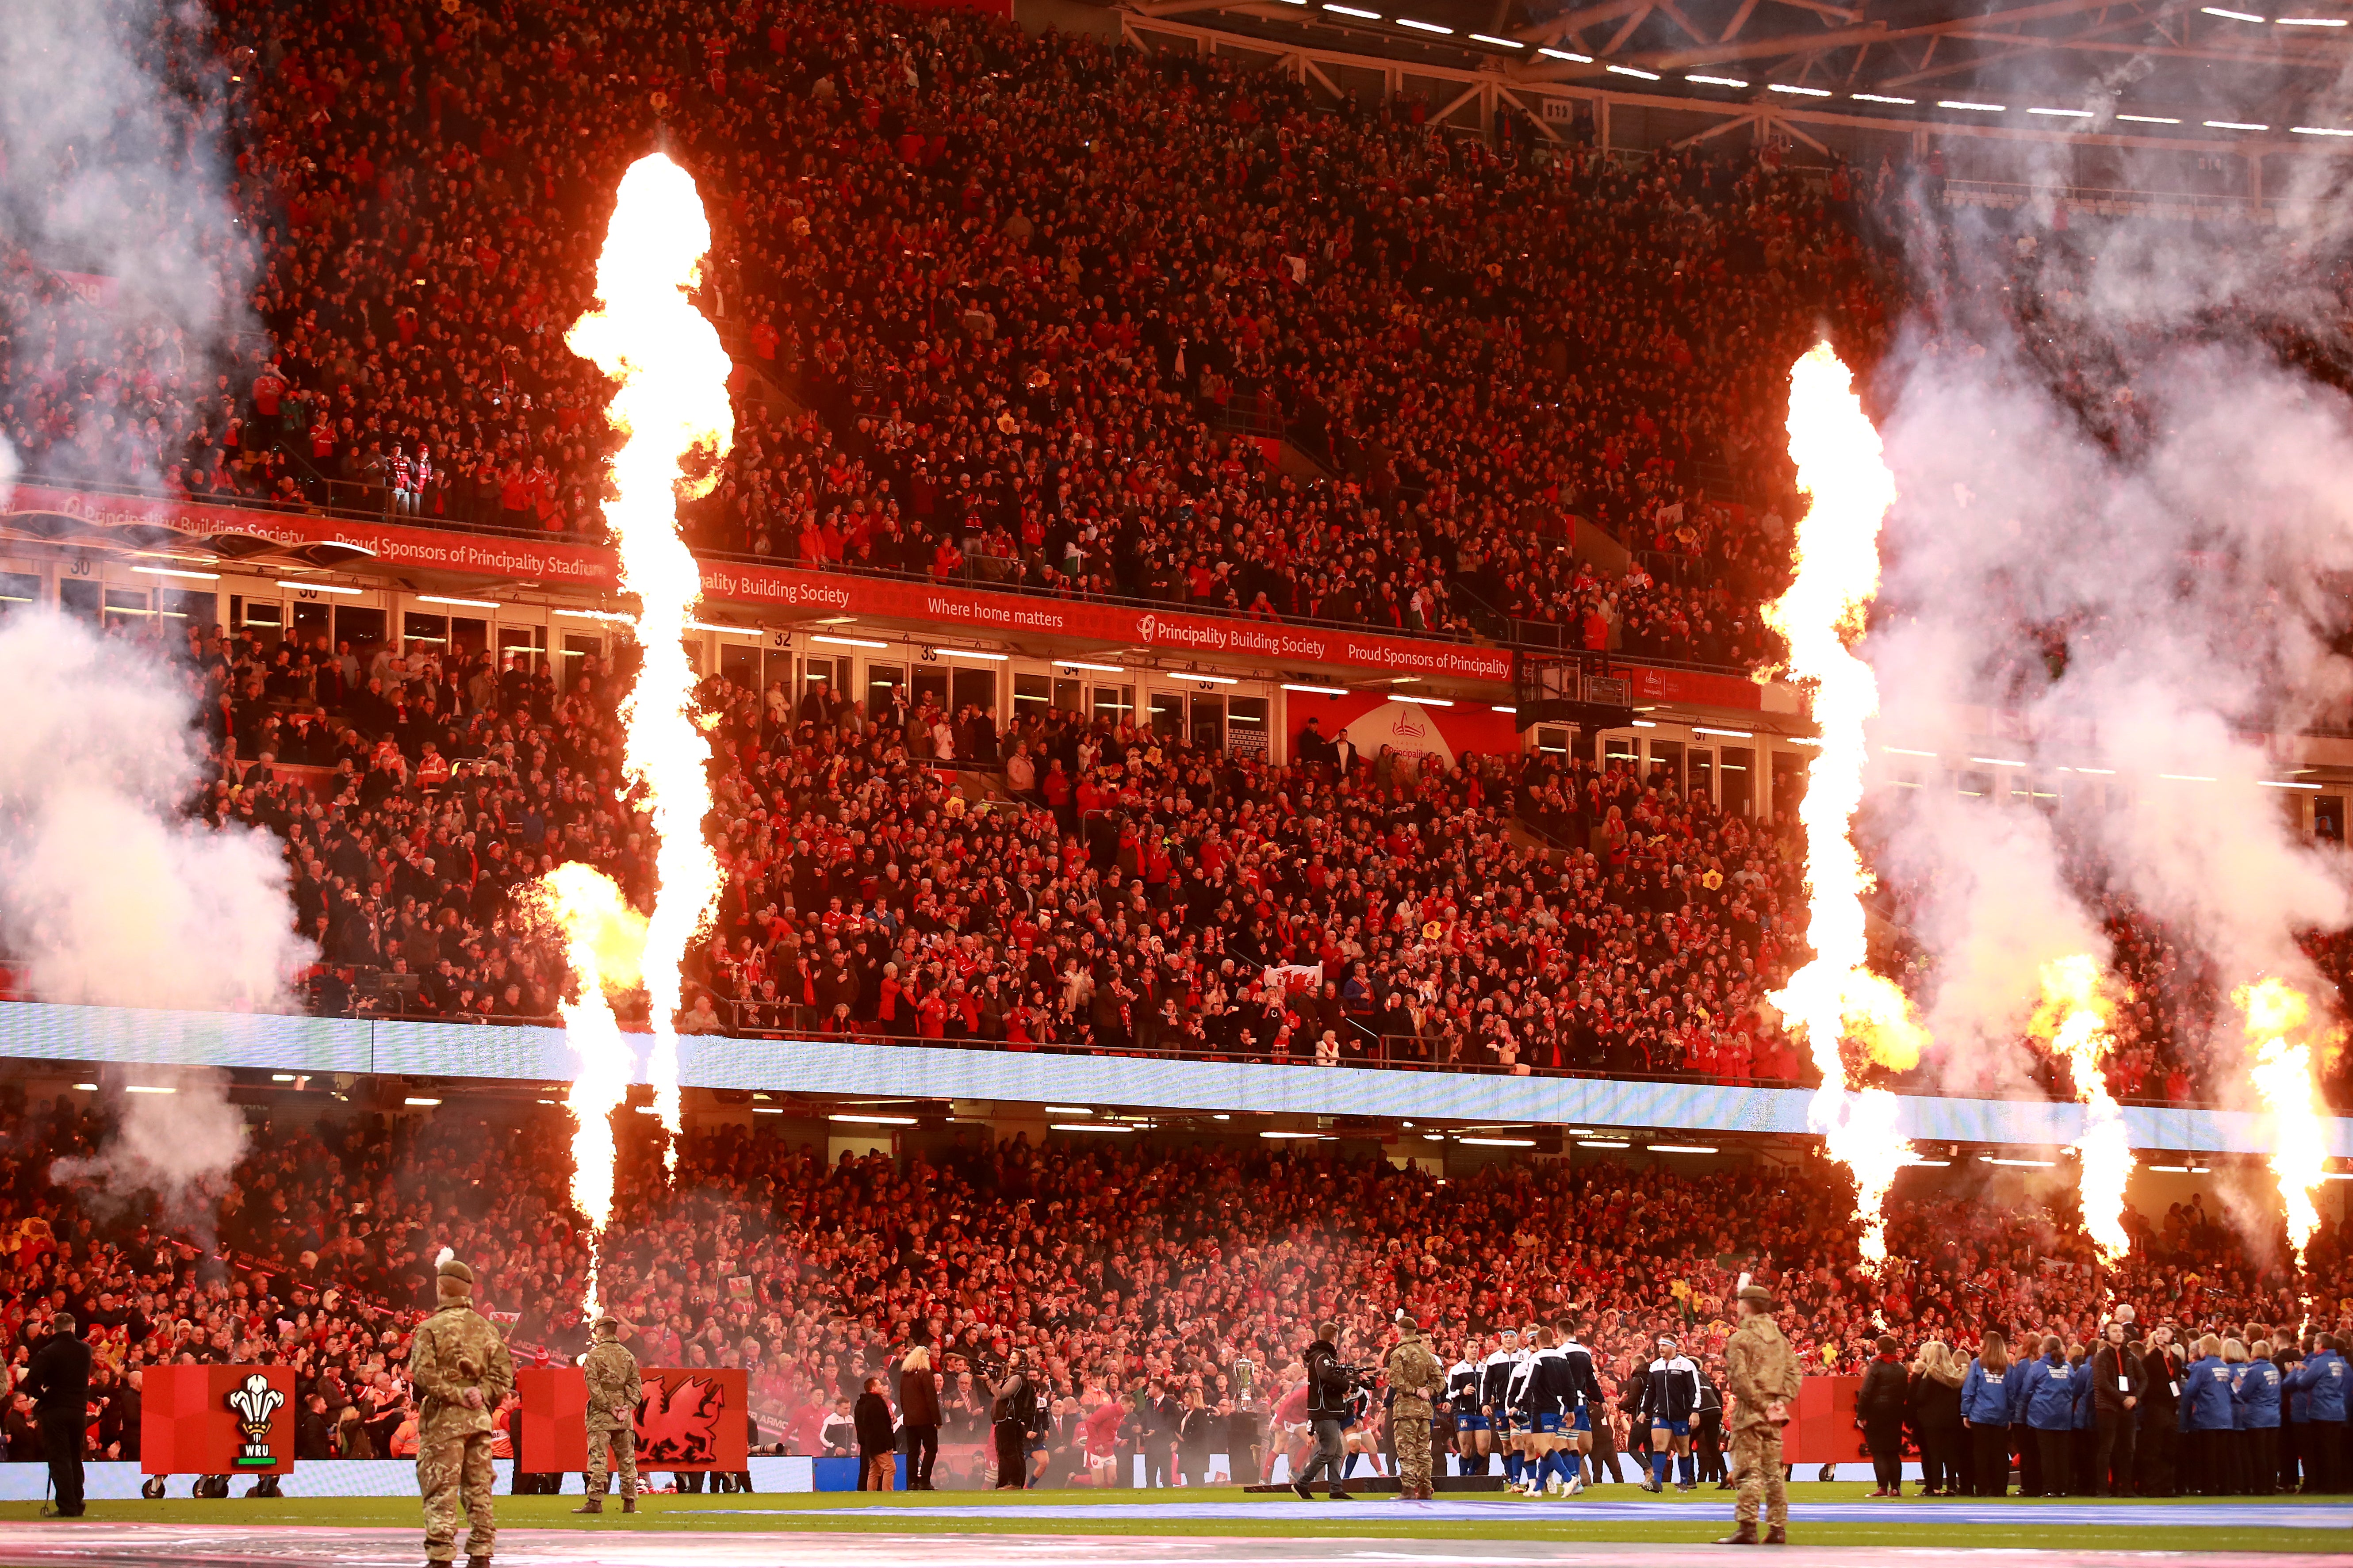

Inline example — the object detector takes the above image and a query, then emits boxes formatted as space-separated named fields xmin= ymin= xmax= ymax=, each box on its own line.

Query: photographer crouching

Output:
xmin=1292 ymin=1320 xmax=1364 ymax=1501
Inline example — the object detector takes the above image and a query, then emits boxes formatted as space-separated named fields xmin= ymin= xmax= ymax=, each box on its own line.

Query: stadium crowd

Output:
xmin=6 ymin=0 xmax=2338 ymax=1111
xmin=0 ymin=1083 xmax=2342 ymax=1497
xmin=118 ymin=595 xmax=2296 ymax=1109
xmin=152 ymin=604 xmax=1824 ymax=1088
xmin=0 ymin=0 xmax=1886 ymax=670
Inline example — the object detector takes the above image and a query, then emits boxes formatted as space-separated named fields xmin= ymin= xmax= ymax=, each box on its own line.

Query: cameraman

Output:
xmin=1292 ymin=1320 xmax=1358 ymax=1501
xmin=988 ymin=1349 xmax=1040 ymax=1490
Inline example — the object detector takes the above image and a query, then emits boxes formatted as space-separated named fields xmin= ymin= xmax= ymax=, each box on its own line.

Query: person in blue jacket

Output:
xmin=2280 ymin=1341 xmax=2309 ymax=1495
xmin=1958 ymin=1331 xmax=2016 ymax=1497
xmin=2284 ymin=1332 xmax=2347 ymax=1494
xmin=2017 ymin=1336 xmax=2078 ymax=1496
xmin=2069 ymin=1342 xmax=2097 ymax=1498
xmin=2177 ymin=1335 xmax=2236 ymax=1497
xmin=2235 ymin=1340 xmax=2283 ymax=1495
xmin=2219 ymin=1339 xmax=2252 ymax=1495
xmin=2009 ymin=1339 xmax=2041 ymax=1499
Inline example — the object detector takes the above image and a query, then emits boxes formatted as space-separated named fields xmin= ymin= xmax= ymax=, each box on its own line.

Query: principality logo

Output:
xmin=226 ymin=1373 xmax=285 ymax=1467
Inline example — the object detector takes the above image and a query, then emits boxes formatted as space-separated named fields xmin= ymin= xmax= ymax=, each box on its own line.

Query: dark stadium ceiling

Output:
xmin=1121 ymin=0 xmax=2353 ymax=135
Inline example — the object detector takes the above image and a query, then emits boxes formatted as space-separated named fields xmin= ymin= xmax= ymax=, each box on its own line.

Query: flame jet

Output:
xmin=2029 ymin=955 xmax=2134 ymax=1264
xmin=519 ymin=863 xmax=648 ymax=1315
xmin=566 ymin=154 xmax=735 ymax=1168
xmin=1764 ymin=344 xmax=1926 ymax=1264
xmin=2237 ymin=978 xmax=2328 ymax=1268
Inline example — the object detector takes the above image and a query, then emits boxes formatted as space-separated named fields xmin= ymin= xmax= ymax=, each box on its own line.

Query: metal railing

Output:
xmin=13 ymin=468 xmax=593 ymax=542
xmin=720 ymin=998 xmax=1802 ymax=1086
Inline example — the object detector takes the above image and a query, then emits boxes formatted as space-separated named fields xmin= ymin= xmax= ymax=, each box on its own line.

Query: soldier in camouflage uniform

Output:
xmin=409 ymin=1257 xmax=516 ymax=1568
xmin=1385 ymin=1312 xmax=1446 ymax=1500
xmin=1718 ymin=1282 xmax=1803 ymax=1546
xmin=574 ymin=1317 xmax=642 ymax=1514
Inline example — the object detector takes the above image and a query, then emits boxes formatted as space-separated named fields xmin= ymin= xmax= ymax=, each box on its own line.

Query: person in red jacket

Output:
xmin=1082 ymin=1389 xmax=1127 ymax=1487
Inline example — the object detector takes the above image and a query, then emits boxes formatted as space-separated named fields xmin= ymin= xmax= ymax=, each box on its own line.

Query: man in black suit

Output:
xmin=24 ymin=1316 xmax=92 ymax=1516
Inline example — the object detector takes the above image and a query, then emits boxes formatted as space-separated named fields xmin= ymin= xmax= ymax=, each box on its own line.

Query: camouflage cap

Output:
xmin=1737 ymin=1284 xmax=1774 ymax=1308
xmin=593 ymin=1316 xmax=621 ymax=1336
xmin=437 ymin=1257 xmax=475 ymax=1286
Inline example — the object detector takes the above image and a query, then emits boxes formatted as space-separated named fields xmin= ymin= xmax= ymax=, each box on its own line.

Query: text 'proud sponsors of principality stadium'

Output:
xmin=4 ymin=483 xmax=1520 ymax=683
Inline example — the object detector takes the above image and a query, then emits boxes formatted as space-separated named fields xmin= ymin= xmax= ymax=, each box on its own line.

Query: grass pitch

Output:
xmin=0 ymin=1484 xmax=2343 ymax=1553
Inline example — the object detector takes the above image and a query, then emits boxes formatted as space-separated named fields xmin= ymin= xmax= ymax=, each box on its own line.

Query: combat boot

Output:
xmin=1763 ymin=1525 xmax=1787 ymax=1545
xmin=1713 ymin=1522 xmax=1759 ymax=1544
xmin=571 ymin=1495 xmax=602 ymax=1514
xmin=621 ymin=1490 xmax=638 ymax=1514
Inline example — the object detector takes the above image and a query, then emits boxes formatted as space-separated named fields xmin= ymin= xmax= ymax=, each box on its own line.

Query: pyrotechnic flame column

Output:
xmin=1763 ymin=344 xmax=1926 ymax=1265
xmin=566 ymin=154 xmax=736 ymax=1172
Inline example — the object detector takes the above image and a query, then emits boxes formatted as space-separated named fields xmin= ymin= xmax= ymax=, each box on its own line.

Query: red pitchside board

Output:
xmin=142 ymin=1364 xmax=296 ymax=1476
xmin=519 ymin=1366 xmax=747 ymax=1472
xmin=1778 ymin=1373 xmax=1866 ymax=1466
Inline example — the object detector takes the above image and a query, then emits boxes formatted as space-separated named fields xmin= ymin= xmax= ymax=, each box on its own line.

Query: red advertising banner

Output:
xmin=142 ymin=1364 xmax=296 ymax=1476
xmin=10 ymin=485 xmax=1515 ymax=685
xmin=1624 ymin=662 xmax=1765 ymax=712
xmin=519 ymin=1365 xmax=748 ymax=1472
xmin=8 ymin=484 xmax=617 ymax=589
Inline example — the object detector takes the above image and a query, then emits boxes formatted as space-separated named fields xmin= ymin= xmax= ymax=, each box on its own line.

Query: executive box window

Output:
xmin=1090 ymin=684 xmax=1132 ymax=725
xmin=159 ymin=588 xmax=218 ymax=627
xmin=498 ymin=623 xmax=549 ymax=673
xmin=336 ymin=604 xmax=388 ymax=655
xmin=1648 ymin=738 xmax=1684 ymax=793
xmin=1720 ymin=746 xmax=1755 ymax=817
xmin=1226 ymin=695 xmax=1268 ymax=756
xmin=718 ymin=637 xmax=756 ymax=688
xmin=102 ymin=588 xmax=149 ymax=629
xmin=0 ymin=571 xmax=39 ymax=618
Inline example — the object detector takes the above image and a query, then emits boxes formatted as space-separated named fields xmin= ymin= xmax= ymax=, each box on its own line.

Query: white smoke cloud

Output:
xmin=1862 ymin=200 xmax=2353 ymax=1132
xmin=0 ymin=611 xmax=312 ymax=1010
xmin=52 ymin=1071 xmax=250 ymax=1232
xmin=0 ymin=0 xmax=254 ymax=486
xmin=1877 ymin=788 xmax=2105 ymax=1096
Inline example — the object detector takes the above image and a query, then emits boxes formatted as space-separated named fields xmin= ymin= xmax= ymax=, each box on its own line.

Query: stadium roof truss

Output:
xmin=1119 ymin=0 xmax=2353 ymax=190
